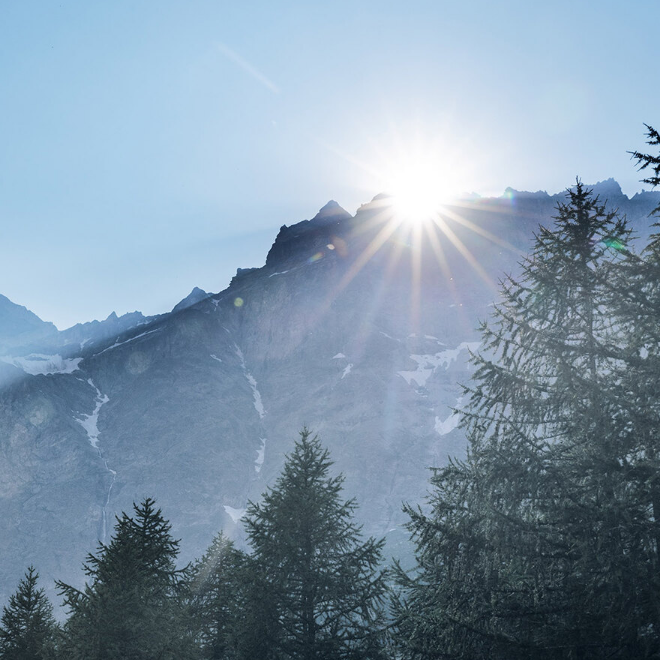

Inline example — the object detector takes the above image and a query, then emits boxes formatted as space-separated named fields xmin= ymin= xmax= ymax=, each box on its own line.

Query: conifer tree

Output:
xmin=189 ymin=533 xmax=244 ymax=659
xmin=631 ymin=124 xmax=660 ymax=213
xmin=57 ymin=498 xmax=197 ymax=660
xmin=0 ymin=567 xmax=56 ymax=660
xmin=242 ymin=428 xmax=388 ymax=660
xmin=395 ymin=182 xmax=656 ymax=659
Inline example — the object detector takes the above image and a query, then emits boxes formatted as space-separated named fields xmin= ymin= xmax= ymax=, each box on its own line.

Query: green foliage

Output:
xmin=242 ymin=427 xmax=389 ymax=660
xmin=56 ymin=498 xmax=197 ymax=660
xmin=631 ymin=124 xmax=660 ymax=213
xmin=395 ymin=181 xmax=660 ymax=659
xmin=0 ymin=567 xmax=57 ymax=660
xmin=188 ymin=533 xmax=245 ymax=659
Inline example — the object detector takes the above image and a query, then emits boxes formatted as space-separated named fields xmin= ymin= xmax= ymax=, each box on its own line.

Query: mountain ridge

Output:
xmin=1 ymin=182 xmax=659 ymax=609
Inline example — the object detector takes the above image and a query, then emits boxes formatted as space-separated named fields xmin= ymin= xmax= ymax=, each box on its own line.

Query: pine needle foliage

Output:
xmin=188 ymin=533 xmax=245 ymax=659
xmin=0 ymin=567 xmax=57 ymax=660
xmin=56 ymin=498 xmax=196 ymax=660
xmin=630 ymin=124 xmax=660 ymax=214
xmin=242 ymin=428 xmax=389 ymax=660
xmin=395 ymin=181 xmax=660 ymax=659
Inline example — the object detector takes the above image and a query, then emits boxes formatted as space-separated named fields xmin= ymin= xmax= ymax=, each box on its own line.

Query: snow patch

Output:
xmin=435 ymin=398 xmax=463 ymax=436
xmin=210 ymin=354 xmax=223 ymax=363
xmin=255 ymin=438 xmax=266 ymax=473
xmin=224 ymin=506 xmax=246 ymax=523
xmin=435 ymin=413 xmax=460 ymax=436
xmin=97 ymin=328 xmax=161 ymax=355
xmin=75 ymin=379 xmax=116 ymax=543
xmin=341 ymin=364 xmax=353 ymax=379
xmin=379 ymin=331 xmax=400 ymax=342
xmin=0 ymin=354 xmax=83 ymax=376
xmin=246 ymin=373 xmax=265 ymax=417
xmin=235 ymin=345 xmax=265 ymax=418
xmin=332 ymin=353 xmax=346 ymax=359
xmin=76 ymin=379 xmax=110 ymax=449
xmin=398 ymin=342 xmax=479 ymax=388
xmin=269 ymin=270 xmax=290 ymax=277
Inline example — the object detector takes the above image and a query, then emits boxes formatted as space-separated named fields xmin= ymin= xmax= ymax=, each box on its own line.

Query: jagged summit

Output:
xmin=311 ymin=200 xmax=351 ymax=224
xmin=502 ymin=186 xmax=550 ymax=199
xmin=172 ymin=287 xmax=210 ymax=313
xmin=588 ymin=178 xmax=624 ymax=198
xmin=266 ymin=201 xmax=354 ymax=268
xmin=503 ymin=179 xmax=627 ymax=202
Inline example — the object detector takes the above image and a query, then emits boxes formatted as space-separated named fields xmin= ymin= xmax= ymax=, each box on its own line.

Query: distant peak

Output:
xmin=502 ymin=187 xmax=550 ymax=199
xmin=172 ymin=287 xmax=210 ymax=313
xmin=311 ymin=200 xmax=351 ymax=224
xmin=106 ymin=311 xmax=118 ymax=321
xmin=589 ymin=178 xmax=623 ymax=198
xmin=319 ymin=200 xmax=341 ymax=212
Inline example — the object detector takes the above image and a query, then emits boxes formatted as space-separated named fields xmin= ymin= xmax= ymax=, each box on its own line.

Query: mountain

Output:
xmin=0 ymin=304 xmax=157 ymax=389
xmin=59 ymin=310 xmax=153 ymax=349
xmin=0 ymin=182 xmax=657 ymax=607
xmin=0 ymin=295 xmax=58 ymax=353
xmin=171 ymin=287 xmax=210 ymax=313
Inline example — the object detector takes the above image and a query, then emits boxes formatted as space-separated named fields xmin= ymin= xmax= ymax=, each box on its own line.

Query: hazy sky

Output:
xmin=1 ymin=0 xmax=658 ymax=329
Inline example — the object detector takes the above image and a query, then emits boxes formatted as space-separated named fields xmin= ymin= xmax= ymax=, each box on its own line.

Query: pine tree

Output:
xmin=0 ymin=567 xmax=57 ymax=660
xmin=395 ymin=181 xmax=655 ymax=659
xmin=242 ymin=428 xmax=388 ymax=660
xmin=57 ymin=498 xmax=197 ymax=660
xmin=631 ymin=124 xmax=660 ymax=214
xmin=189 ymin=533 xmax=244 ymax=659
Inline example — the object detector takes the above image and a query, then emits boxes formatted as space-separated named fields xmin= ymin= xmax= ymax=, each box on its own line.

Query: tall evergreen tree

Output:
xmin=57 ymin=498 xmax=197 ymax=660
xmin=189 ymin=533 xmax=245 ymax=659
xmin=394 ymin=182 xmax=658 ymax=659
xmin=242 ymin=428 xmax=388 ymax=660
xmin=0 ymin=567 xmax=56 ymax=660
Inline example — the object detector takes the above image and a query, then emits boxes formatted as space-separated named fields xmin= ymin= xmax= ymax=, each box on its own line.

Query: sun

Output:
xmin=389 ymin=165 xmax=447 ymax=224
xmin=380 ymin=148 xmax=461 ymax=225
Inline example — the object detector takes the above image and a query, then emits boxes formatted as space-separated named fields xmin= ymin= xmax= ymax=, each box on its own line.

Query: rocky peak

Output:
xmin=172 ymin=287 xmax=210 ymax=313
xmin=310 ymin=200 xmax=352 ymax=225
xmin=265 ymin=201 xmax=354 ymax=268
xmin=589 ymin=178 xmax=624 ymax=199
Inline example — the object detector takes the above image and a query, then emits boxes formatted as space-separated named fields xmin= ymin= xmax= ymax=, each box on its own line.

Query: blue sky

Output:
xmin=1 ymin=0 xmax=658 ymax=328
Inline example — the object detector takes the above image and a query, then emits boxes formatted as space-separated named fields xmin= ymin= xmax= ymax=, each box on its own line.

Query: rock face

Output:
xmin=0 ymin=184 xmax=658 ymax=607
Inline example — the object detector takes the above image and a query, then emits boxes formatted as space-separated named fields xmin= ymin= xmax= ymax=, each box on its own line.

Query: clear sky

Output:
xmin=1 ymin=0 xmax=658 ymax=329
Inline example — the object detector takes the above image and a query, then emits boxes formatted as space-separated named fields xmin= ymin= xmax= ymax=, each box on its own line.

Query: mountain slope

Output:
xmin=0 ymin=183 xmax=657 ymax=606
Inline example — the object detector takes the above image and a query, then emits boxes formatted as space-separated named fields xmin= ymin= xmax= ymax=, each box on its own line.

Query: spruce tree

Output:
xmin=395 ymin=182 xmax=654 ymax=659
xmin=57 ymin=498 xmax=197 ymax=660
xmin=189 ymin=533 xmax=244 ymax=659
xmin=0 ymin=567 xmax=56 ymax=660
xmin=242 ymin=428 xmax=388 ymax=660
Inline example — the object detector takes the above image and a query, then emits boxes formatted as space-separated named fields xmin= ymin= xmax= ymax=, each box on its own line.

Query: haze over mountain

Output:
xmin=0 ymin=181 xmax=658 ymax=608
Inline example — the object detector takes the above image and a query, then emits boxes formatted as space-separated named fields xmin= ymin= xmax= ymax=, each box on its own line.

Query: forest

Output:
xmin=1 ymin=127 xmax=659 ymax=660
